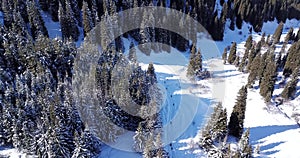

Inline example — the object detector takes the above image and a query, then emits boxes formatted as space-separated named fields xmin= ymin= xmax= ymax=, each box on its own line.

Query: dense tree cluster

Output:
xmin=0 ymin=24 xmax=104 ymax=156
xmin=0 ymin=0 xmax=165 ymax=157
xmin=198 ymin=101 xmax=252 ymax=157
xmin=224 ymin=21 xmax=299 ymax=103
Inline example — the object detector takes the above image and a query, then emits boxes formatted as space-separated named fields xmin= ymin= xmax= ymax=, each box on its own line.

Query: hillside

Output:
xmin=0 ymin=0 xmax=300 ymax=158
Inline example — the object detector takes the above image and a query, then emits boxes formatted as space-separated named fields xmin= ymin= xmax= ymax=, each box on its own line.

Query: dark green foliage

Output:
xmin=244 ymin=35 xmax=253 ymax=50
xmin=239 ymin=49 xmax=249 ymax=72
xmin=50 ymin=0 xmax=59 ymax=21
xmin=284 ymin=27 xmax=294 ymax=44
xmin=258 ymin=51 xmax=269 ymax=85
xmin=246 ymin=47 xmax=257 ymax=72
xmin=187 ymin=44 xmax=203 ymax=78
xmin=27 ymin=1 xmax=49 ymax=39
xmin=247 ymin=53 xmax=261 ymax=87
xmin=228 ymin=42 xmax=237 ymax=64
xmin=59 ymin=0 xmax=79 ymax=41
xmin=39 ymin=0 xmax=49 ymax=11
xmin=129 ymin=66 xmax=151 ymax=105
xmin=1 ymin=0 xmax=14 ymax=27
xmin=281 ymin=67 xmax=299 ymax=100
xmin=228 ymin=86 xmax=247 ymax=139
xmin=276 ymin=49 xmax=283 ymax=71
xmin=260 ymin=53 xmax=277 ymax=103
xmin=283 ymin=41 xmax=300 ymax=77
xmin=273 ymin=22 xmax=284 ymax=44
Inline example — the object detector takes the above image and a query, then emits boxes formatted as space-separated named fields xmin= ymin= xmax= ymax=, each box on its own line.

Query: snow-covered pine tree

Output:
xmin=281 ymin=67 xmax=299 ymax=100
xmin=147 ymin=63 xmax=157 ymax=85
xmin=283 ymin=41 xmax=300 ymax=77
xmin=27 ymin=0 xmax=49 ymax=39
xmin=198 ymin=103 xmax=227 ymax=153
xmin=228 ymin=86 xmax=247 ymax=139
xmin=273 ymin=22 xmax=284 ymax=44
xmin=1 ymin=0 xmax=14 ymax=27
xmin=284 ymin=27 xmax=294 ymax=44
xmin=260 ymin=53 xmax=277 ymax=103
xmin=187 ymin=43 xmax=197 ymax=77
xmin=244 ymin=35 xmax=253 ymax=51
xmin=227 ymin=42 xmax=237 ymax=64
xmin=59 ymin=0 xmax=79 ymax=41
xmin=247 ymin=53 xmax=261 ymax=87
xmin=82 ymin=1 xmax=94 ymax=37
xmin=133 ymin=122 xmax=145 ymax=152
xmin=238 ymin=129 xmax=252 ymax=157
xmin=72 ymin=129 xmax=101 ymax=158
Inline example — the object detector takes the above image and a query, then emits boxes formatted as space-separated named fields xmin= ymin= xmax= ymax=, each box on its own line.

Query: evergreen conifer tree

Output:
xmin=228 ymin=42 xmax=237 ymax=64
xmin=247 ymin=53 xmax=261 ymax=87
xmin=49 ymin=0 xmax=59 ymax=22
xmin=228 ymin=86 xmax=247 ymax=139
xmin=284 ymin=27 xmax=294 ymax=44
xmin=238 ymin=129 xmax=252 ymax=157
xmin=273 ymin=22 xmax=284 ymax=44
xmin=27 ymin=1 xmax=49 ymax=39
xmin=59 ymin=0 xmax=79 ymax=41
xmin=281 ymin=67 xmax=299 ymax=100
xmin=260 ymin=53 xmax=277 ymax=103
xmin=283 ymin=41 xmax=300 ymax=77
xmin=82 ymin=1 xmax=94 ymax=37
xmin=128 ymin=42 xmax=137 ymax=63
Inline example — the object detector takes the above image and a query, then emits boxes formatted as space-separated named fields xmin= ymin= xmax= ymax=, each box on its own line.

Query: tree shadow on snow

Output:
xmin=249 ymin=125 xmax=298 ymax=157
xmin=259 ymin=142 xmax=284 ymax=154
xmin=249 ymin=125 xmax=298 ymax=142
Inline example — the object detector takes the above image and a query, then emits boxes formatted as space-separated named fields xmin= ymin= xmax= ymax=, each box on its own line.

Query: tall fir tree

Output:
xmin=273 ymin=22 xmax=284 ymax=44
xmin=228 ymin=42 xmax=237 ymax=64
xmin=198 ymin=102 xmax=227 ymax=151
xmin=228 ymin=86 xmax=247 ymax=139
xmin=186 ymin=44 xmax=197 ymax=77
xmin=260 ymin=53 xmax=277 ymax=103
xmin=238 ymin=129 xmax=252 ymax=157
xmin=59 ymin=0 xmax=80 ymax=41
xmin=82 ymin=1 xmax=94 ymax=37
xmin=281 ymin=67 xmax=299 ymax=100
xmin=283 ymin=41 xmax=300 ymax=77
xmin=247 ymin=53 xmax=261 ymax=87
xmin=49 ymin=0 xmax=59 ymax=22
xmin=27 ymin=1 xmax=49 ymax=39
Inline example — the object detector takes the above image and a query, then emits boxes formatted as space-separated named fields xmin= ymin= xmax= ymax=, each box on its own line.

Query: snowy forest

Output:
xmin=0 ymin=0 xmax=300 ymax=157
